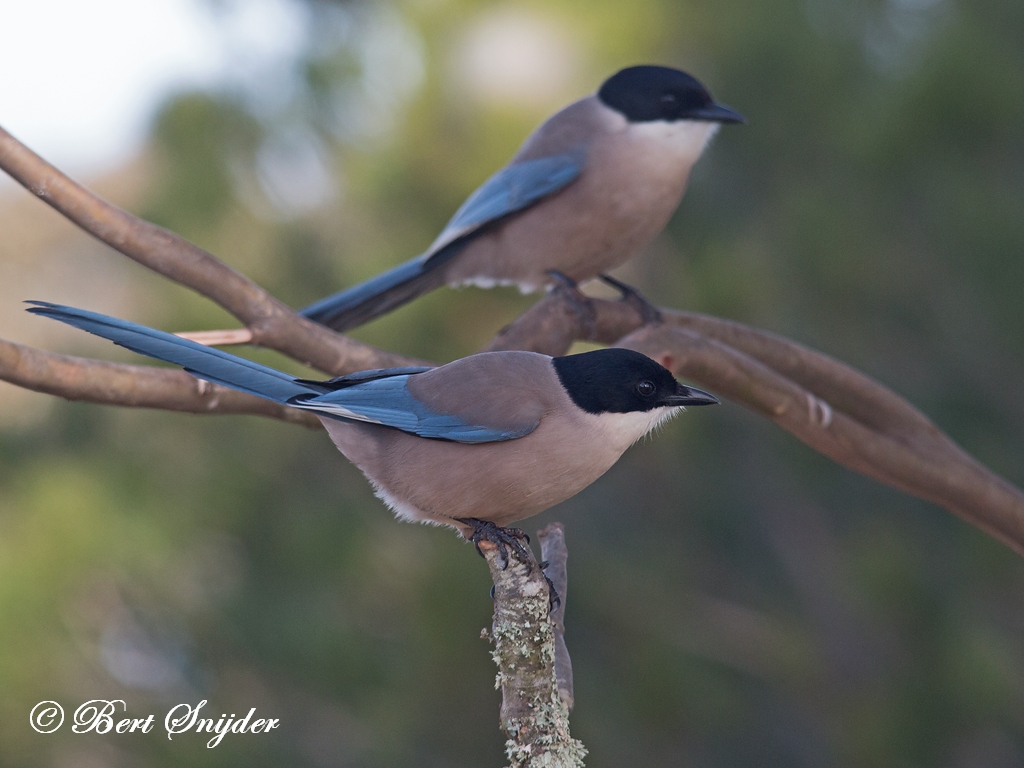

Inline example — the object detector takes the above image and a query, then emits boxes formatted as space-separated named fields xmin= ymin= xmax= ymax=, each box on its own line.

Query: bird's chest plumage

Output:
xmin=321 ymin=405 xmax=673 ymax=529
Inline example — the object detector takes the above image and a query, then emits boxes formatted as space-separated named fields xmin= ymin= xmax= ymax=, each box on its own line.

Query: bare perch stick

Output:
xmin=485 ymin=291 xmax=1024 ymax=556
xmin=481 ymin=539 xmax=586 ymax=768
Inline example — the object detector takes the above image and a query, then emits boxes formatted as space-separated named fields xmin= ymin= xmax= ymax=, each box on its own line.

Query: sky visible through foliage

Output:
xmin=2 ymin=0 xmax=1024 ymax=765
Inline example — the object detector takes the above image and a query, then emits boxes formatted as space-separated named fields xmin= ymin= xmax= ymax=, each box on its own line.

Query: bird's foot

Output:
xmin=599 ymin=274 xmax=663 ymax=324
xmin=547 ymin=270 xmax=598 ymax=338
xmin=456 ymin=517 xmax=533 ymax=570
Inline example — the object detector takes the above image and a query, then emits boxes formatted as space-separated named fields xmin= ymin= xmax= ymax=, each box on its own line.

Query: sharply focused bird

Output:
xmin=29 ymin=302 xmax=718 ymax=554
xmin=299 ymin=64 xmax=743 ymax=331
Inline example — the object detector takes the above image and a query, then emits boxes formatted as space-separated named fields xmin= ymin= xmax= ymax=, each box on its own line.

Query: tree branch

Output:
xmin=485 ymin=291 xmax=1024 ymax=556
xmin=619 ymin=324 xmax=1024 ymax=557
xmin=0 ymin=337 xmax=321 ymax=427
xmin=481 ymin=536 xmax=586 ymax=768
xmin=4 ymin=116 xmax=1024 ymax=766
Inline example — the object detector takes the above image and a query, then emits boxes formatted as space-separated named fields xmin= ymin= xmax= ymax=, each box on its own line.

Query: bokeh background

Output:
xmin=2 ymin=0 xmax=1023 ymax=765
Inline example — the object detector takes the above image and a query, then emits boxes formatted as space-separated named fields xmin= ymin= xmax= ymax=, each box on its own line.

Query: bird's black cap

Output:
xmin=553 ymin=348 xmax=719 ymax=414
xmin=598 ymin=65 xmax=744 ymax=125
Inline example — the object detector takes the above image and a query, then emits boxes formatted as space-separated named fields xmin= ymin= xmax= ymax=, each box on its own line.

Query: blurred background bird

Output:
xmin=299 ymin=65 xmax=742 ymax=331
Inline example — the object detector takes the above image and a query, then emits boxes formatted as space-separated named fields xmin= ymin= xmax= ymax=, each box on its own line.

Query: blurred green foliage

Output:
xmin=2 ymin=0 xmax=1024 ymax=765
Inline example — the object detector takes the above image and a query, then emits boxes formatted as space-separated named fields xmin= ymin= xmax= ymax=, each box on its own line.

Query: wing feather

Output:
xmin=424 ymin=148 xmax=587 ymax=259
xmin=293 ymin=376 xmax=539 ymax=443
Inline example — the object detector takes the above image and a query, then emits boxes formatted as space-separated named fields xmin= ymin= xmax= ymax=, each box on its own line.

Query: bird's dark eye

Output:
xmin=636 ymin=380 xmax=656 ymax=397
xmin=659 ymin=91 xmax=683 ymax=119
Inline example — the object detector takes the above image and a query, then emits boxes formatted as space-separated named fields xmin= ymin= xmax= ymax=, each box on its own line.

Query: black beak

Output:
xmin=685 ymin=102 xmax=745 ymax=124
xmin=660 ymin=383 xmax=720 ymax=407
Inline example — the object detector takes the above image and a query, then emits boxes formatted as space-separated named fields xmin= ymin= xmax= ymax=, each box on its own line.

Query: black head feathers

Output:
xmin=553 ymin=348 xmax=718 ymax=414
xmin=598 ymin=65 xmax=744 ymax=124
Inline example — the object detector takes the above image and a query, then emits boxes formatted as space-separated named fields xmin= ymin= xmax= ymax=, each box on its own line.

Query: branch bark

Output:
xmin=0 ymin=337 xmax=321 ymax=427
xmin=481 ymin=534 xmax=586 ymax=768
xmin=619 ymin=324 xmax=1024 ymax=557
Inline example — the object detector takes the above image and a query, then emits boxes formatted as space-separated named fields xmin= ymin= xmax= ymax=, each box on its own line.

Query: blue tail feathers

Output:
xmin=298 ymin=255 xmax=448 ymax=331
xmin=25 ymin=301 xmax=326 ymax=403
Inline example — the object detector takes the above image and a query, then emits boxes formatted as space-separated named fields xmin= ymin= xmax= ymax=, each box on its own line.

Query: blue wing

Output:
xmin=424 ymin=148 xmax=587 ymax=259
xmin=294 ymin=376 xmax=538 ymax=444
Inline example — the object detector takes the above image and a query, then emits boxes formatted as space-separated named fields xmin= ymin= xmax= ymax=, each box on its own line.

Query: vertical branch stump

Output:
xmin=538 ymin=523 xmax=573 ymax=711
xmin=480 ymin=531 xmax=586 ymax=768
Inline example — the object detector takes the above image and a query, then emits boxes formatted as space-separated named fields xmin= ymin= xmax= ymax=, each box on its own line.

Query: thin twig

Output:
xmin=484 ymin=291 xmax=1024 ymax=555
xmin=176 ymin=328 xmax=254 ymax=346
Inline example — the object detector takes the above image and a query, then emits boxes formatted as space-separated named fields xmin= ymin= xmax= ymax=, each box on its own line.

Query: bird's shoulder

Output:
xmin=301 ymin=353 xmax=556 ymax=443
xmin=406 ymin=351 xmax=558 ymax=431
xmin=512 ymin=95 xmax=626 ymax=163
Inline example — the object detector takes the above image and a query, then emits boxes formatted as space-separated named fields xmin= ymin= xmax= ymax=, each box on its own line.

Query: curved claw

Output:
xmin=599 ymin=274 xmax=663 ymax=324
xmin=543 ymin=573 xmax=562 ymax=611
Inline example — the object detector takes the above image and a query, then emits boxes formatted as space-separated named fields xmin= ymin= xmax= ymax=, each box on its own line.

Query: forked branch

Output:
xmin=487 ymin=291 xmax=1024 ymax=556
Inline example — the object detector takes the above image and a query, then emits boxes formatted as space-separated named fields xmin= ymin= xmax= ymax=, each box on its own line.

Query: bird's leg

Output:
xmin=546 ymin=270 xmax=598 ymax=339
xmin=456 ymin=517 xmax=533 ymax=570
xmin=599 ymin=274 xmax=663 ymax=324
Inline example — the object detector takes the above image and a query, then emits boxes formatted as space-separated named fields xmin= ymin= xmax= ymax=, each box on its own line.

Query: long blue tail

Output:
xmin=26 ymin=302 xmax=329 ymax=403
xmin=298 ymin=255 xmax=448 ymax=331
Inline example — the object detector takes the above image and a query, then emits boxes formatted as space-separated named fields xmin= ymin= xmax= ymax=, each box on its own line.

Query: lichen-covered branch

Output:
xmin=481 ymin=538 xmax=586 ymax=768
xmin=3 ymin=105 xmax=1024 ymax=766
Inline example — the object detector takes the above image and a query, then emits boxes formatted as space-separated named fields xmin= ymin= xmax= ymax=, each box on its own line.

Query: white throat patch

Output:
xmin=627 ymin=119 xmax=720 ymax=160
xmin=586 ymin=406 xmax=680 ymax=450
